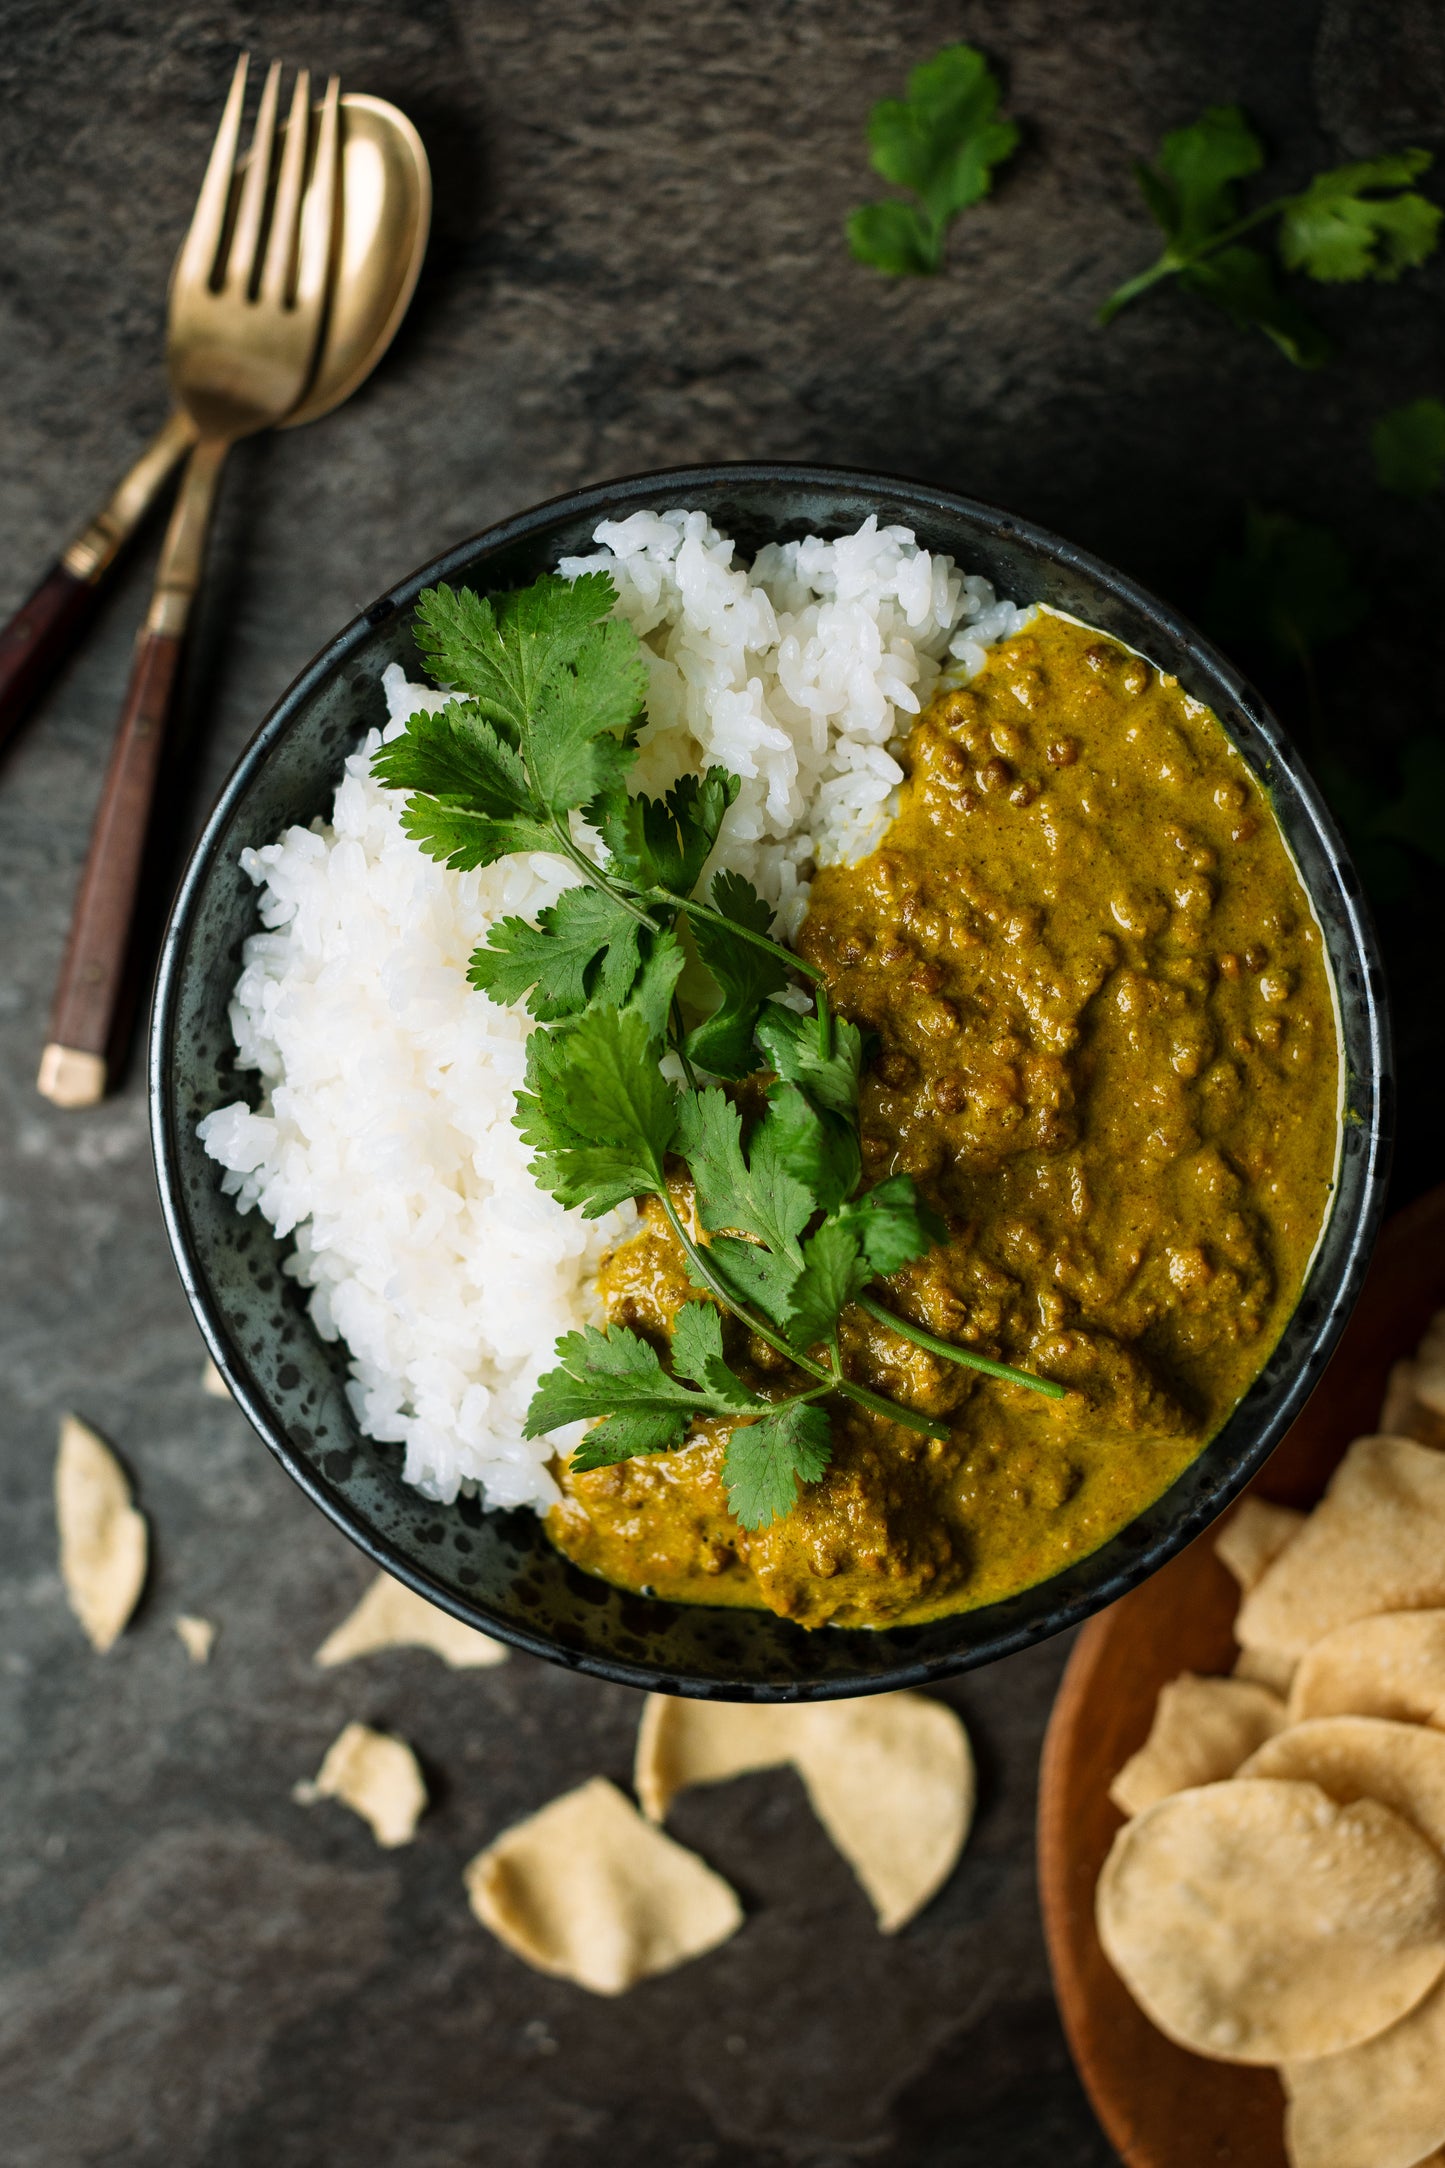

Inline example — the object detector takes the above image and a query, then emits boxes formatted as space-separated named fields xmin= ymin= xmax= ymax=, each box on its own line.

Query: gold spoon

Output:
xmin=1 ymin=92 xmax=430 ymax=765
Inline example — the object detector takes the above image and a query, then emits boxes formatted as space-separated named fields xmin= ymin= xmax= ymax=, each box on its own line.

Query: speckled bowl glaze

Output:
xmin=150 ymin=465 xmax=1392 ymax=1700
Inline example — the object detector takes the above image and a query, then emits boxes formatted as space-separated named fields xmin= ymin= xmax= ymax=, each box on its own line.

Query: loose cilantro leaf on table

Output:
xmin=375 ymin=569 xmax=1063 ymax=1526
xmin=1372 ymin=398 xmax=1445 ymax=497
xmin=847 ymin=43 xmax=1019 ymax=278
xmin=1279 ymin=153 xmax=1440 ymax=282
xmin=1205 ymin=507 xmax=1445 ymax=913
xmin=1206 ymin=507 xmax=1368 ymax=669
xmin=1100 ymin=105 xmax=1439 ymax=363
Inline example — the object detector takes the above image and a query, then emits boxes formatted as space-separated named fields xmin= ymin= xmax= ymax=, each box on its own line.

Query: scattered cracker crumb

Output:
xmin=174 ymin=1615 xmax=216 ymax=1664
xmin=294 ymin=1721 xmax=427 ymax=1848
xmin=200 ymin=1358 xmax=231 ymax=1400
xmin=55 ymin=1414 xmax=148 ymax=1653
xmin=315 ymin=1571 xmax=507 ymax=1670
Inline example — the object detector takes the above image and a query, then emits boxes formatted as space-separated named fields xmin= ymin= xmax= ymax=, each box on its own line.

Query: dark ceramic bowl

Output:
xmin=150 ymin=465 xmax=1392 ymax=1701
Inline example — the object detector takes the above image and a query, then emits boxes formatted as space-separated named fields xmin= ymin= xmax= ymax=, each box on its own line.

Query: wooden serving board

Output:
xmin=1037 ymin=1182 xmax=1445 ymax=2168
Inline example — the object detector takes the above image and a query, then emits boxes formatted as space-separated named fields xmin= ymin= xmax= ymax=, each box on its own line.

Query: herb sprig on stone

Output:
xmin=1100 ymin=105 xmax=1440 ymax=365
xmin=374 ymin=573 xmax=1061 ymax=1527
xmin=847 ymin=43 xmax=1019 ymax=278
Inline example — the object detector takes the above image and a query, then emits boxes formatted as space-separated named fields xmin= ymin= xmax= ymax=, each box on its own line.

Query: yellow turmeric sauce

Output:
xmin=546 ymin=611 xmax=1341 ymax=1628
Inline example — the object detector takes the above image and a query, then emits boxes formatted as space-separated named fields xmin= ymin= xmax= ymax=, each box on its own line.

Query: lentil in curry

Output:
xmin=547 ymin=610 xmax=1340 ymax=1628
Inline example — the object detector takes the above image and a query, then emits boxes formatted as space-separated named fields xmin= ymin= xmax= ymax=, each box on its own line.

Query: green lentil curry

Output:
xmin=547 ymin=610 xmax=1341 ymax=1628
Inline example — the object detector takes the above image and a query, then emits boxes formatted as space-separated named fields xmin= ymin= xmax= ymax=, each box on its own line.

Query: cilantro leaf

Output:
xmin=598 ymin=769 xmax=739 ymax=897
xmin=1205 ymin=507 xmax=1368 ymax=666
xmin=468 ymin=884 xmax=647 ymax=1019
xmin=526 ymin=1323 xmax=706 ymax=1469
xmin=524 ymin=613 xmax=648 ymax=820
xmin=703 ymin=1236 xmax=802 ymax=1328
xmin=675 ymin=1087 xmax=814 ymax=1263
xmin=1371 ymin=738 xmax=1445 ymax=870
xmin=724 ymin=1401 xmax=832 ymax=1530
xmin=621 ymin=928 xmax=687 ymax=1037
xmin=848 ymin=43 xmax=1018 ymax=278
xmin=412 ymin=573 xmax=623 ymax=743
xmin=371 ymin=700 xmax=528 ymax=807
xmin=374 ymin=571 xmax=647 ymax=867
xmin=837 ymin=1172 xmax=946 ymax=1276
xmin=515 ymin=1005 xmax=676 ymax=1216
xmin=1278 ymin=153 xmax=1440 ymax=282
xmin=1099 ymin=110 xmax=1438 ymax=362
xmin=754 ymin=1003 xmax=866 ymax=1118
xmin=1179 ymin=246 xmax=1330 ymax=369
xmin=372 ymin=704 xmax=554 ymax=869
xmin=670 ymin=1302 xmax=765 ymax=1412
xmin=685 ymin=871 xmax=792 ymax=1079
xmin=845 ymin=200 xmax=938 ymax=277
xmin=391 ymin=799 xmax=555 ymax=874
xmin=1147 ymin=104 xmax=1264 ymax=252
xmin=784 ymin=1219 xmax=869 ymax=1353
xmin=1373 ymin=397 xmax=1445 ymax=497
xmin=752 ymin=1081 xmax=861 ymax=1216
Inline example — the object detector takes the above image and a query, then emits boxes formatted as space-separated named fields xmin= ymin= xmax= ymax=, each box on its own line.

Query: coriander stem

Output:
xmin=670 ymin=892 xmax=826 ymax=985
xmin=815 ymin=981 xmax=833 ymax=1062
xmin=550 ymin=822 xmax=660 ymax=932
xmin=1100 ymin=192 xmax=1299 ymax=323
xmin=656 ymin=1192 xmax=948 ymax=1442
xmin=669 ymin=1001 xmax=700 ymax=1091
xmin=855 ymin=1292 xmax=1067 ymax=1400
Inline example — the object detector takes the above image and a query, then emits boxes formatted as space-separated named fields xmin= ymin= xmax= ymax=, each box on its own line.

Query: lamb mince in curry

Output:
xmin=547 ymin=610 xmax=1341 ymax=1629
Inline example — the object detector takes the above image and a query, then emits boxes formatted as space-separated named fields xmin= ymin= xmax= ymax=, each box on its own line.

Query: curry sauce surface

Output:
xmin=547 ymin=612 xmax=1341 ymax=1628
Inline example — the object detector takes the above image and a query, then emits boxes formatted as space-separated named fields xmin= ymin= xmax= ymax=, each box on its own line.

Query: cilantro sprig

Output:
xmin=1100 ymin=106 xmax=1440 ymax=364
xmin=847 ymin=43 xmax=1019 ymax=277
xmin=374 ymin=572 xmax=1062 ymax=1528
xmin=1372 ymin=398 xmax=1445 ymax=498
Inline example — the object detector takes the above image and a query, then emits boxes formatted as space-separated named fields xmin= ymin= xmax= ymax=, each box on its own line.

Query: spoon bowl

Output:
xmin=284 ymin=93 xmax=431 ymax=427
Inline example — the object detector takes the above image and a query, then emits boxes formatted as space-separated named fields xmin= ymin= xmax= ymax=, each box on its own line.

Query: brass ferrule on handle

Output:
xmin=60 ymin=410 xmax=196 ymax=584
xmin=143 ymin=435 xmax=229 ymax=638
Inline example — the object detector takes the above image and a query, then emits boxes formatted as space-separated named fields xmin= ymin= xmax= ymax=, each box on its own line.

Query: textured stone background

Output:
xmin=3 ymin=3 xmax=1443 ymax=2162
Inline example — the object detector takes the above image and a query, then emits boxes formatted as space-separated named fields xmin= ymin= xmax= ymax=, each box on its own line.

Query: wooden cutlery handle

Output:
xmin=0 ymin=563 xmax=101 ymax=757
xmin=0 ymin=414 xmax=193 ymax=764
xmin=37 ymin=434 xmax=226 ymax=1108
xmin=38 ymin=628 xmax=185 ymax=1106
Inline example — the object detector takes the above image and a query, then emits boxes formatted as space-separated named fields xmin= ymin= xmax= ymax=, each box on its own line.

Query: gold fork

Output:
xmin=38 ymin=56 xmax=340 ymax=1108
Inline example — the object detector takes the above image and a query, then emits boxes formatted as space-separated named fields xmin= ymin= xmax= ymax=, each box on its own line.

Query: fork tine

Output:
xmin=173 ymin=53 xmax=249 ymax=295
xmin=259 ymin=69 xmax=310 ymax=306
xmin=294 ymin=75 xmax=341 ymax=312
xmin=227 ymin=58 xmax=283 ymax=295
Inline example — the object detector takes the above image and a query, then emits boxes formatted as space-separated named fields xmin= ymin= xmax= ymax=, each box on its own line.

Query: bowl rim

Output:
xmin=149 ymin=459 xmax=1393 ymax=1697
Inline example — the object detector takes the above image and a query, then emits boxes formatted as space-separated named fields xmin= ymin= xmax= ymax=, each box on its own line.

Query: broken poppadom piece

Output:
xmin=1237 ymin=1437 xmax=1445 ymax=1659
xmin=315 ymin=1572 xmax=507 ymax=1670
xmin=200 ymin=1358 xmax=231 ymax=1400
xmin=1214 ymin=1497 xmax=1305 ymax=1593
xmin=464 ymin=1776 xmax=742 ymax=1995
xmin=174 ymin=1615 xmax=216 ymax=1665
xmin=55 ymin=1413 xmax=148 ymax=1653
xmin=1109 ymin=1673 xmax=1287 ymax=1818
xmin=636 ymin=1690 xmax=974 ymax=1932
xmin=294 ymin=1721 xmax=427 ymax=1848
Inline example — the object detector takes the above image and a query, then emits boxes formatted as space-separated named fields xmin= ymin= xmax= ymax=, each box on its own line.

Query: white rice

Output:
xmin=199 ymin=511 xmax=1030 ymax=1509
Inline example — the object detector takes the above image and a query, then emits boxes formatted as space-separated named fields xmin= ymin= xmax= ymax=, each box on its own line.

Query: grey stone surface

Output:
xmin=2 ymin=2 xmax=1442 ymax=2161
